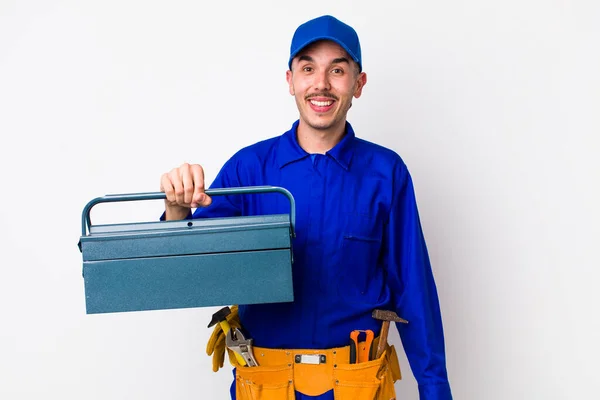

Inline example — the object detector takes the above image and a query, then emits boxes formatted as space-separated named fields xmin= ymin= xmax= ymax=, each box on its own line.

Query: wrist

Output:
xmin=164 ymin=202 xmax=190 ymax=220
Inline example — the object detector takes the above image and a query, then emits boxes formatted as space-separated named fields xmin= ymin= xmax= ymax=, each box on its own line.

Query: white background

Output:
xmin=1 ymin=1 xmax=599 ymax=399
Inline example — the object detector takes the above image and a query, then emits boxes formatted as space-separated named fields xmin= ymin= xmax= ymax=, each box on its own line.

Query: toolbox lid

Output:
xmin=80 ymin=214 xmax=292 ymax=262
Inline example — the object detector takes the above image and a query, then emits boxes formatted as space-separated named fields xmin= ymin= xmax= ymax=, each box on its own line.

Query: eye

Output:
xmin=302 ymin=66 xmax=313 ymax=72
xmin=331 ymin=68 xmax=344 ymax=74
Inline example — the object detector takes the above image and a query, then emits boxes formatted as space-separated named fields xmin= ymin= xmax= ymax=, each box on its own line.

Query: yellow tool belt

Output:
xmin=231 ymin=338 xmax=401 ymax=400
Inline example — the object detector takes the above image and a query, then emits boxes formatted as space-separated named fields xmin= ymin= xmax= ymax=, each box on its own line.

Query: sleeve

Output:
xmin=384 ymin=161 xmax=453 ymax=400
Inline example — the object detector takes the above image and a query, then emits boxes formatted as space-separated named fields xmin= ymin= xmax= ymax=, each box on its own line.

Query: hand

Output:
xmin=160 ymin=163 xmax=213 ymax=219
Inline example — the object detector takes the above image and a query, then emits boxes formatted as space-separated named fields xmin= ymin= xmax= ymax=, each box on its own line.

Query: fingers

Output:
xmin=208 ymin=330 xmax=226 ymax=372
xmin=160 ymin=172 xmax=175 ymax=203
xmin=160 ymin=163 xmax=211 ymax=209
xmin=190 ymin=164 xmax=212 ymax=208
xmin=180 ymin=165 xmax=194 ymax=205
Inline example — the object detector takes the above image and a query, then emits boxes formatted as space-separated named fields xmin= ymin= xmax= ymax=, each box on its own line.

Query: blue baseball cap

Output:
xmin=288 ymin=15 xmax=362 ymax=71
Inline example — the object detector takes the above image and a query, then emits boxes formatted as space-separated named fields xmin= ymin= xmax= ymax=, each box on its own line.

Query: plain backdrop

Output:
xmin=1 ymin=1 xmax=599 ymax=399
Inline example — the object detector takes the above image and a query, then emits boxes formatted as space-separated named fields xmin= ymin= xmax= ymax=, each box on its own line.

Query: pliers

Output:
xmin=349 ymin=329 xmax=375 ymax=363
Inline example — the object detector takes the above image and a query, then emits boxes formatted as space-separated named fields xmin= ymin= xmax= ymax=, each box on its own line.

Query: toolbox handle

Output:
xmin=81 ymin=186 xmax=296 ymax=238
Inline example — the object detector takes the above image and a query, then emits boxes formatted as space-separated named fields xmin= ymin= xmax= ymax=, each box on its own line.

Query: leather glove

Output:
xmin=206 ymin=305 xmax=241 ymax=372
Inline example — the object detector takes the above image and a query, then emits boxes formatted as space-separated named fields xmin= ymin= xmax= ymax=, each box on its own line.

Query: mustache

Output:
xmin=305 ymin=93 xmax=338 ymax=101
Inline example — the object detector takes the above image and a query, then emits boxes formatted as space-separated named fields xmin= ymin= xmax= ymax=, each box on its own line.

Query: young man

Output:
xmin=161 ymin=15 xmax=452 ymax=400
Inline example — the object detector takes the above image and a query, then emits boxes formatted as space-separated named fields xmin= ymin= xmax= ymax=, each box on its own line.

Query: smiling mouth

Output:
xmin=309 ymin=99 xmax=334 ymax=107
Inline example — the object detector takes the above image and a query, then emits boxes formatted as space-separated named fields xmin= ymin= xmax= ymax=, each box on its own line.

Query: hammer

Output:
xmin=372 ymin=309 xmax=408 ymax=359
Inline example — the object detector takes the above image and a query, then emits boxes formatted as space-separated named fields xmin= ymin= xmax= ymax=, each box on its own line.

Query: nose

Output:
xmin=313 ymin=69 xmax=331 ymax=91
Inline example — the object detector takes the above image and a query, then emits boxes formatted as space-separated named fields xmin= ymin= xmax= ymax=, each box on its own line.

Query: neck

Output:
xmin=296 ymin=120 xmax=346 ymax=154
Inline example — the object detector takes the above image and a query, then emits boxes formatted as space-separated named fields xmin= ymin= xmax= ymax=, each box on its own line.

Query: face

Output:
xmin=286 ymin=41 xmax=367 ymax=134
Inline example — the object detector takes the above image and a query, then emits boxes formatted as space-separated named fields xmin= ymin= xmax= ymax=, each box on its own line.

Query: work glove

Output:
xmin=206 ymin=305 xmax=241 ymax=372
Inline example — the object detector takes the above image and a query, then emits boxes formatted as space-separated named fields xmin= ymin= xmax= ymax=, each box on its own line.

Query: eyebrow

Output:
xmin=331 ymin=57 xmax=350 ymax=65
xmin=297 ymin=55 xmax=350 ymax=65
xmin=298 ymin=55 xmax=314 ymax=63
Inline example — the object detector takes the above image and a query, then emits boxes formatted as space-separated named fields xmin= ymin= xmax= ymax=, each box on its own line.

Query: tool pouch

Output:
xmin=332 ymin=345 xmax=401 ymax=400
xmin=235 ymin=363 xmax=295 ymax=400
xmin=231 ymin=343 xmax=400 ymax=400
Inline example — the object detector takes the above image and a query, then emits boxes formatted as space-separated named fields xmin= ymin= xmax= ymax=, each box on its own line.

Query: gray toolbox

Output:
xmin=78 ymin=186 xmax=295 ymax=314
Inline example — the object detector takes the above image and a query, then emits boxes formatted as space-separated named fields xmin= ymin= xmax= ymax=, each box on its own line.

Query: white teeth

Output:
xmin=310 ymin=99 xmax=333 ymax=107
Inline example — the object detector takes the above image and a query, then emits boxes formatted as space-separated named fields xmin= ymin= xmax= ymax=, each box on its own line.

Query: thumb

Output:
xmin=192 ymin=188 xmax=212 ymax=208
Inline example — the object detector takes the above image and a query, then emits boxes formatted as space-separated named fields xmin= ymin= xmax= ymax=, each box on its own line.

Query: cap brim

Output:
xmin=288 ymin=36 xmax=361 ymax=70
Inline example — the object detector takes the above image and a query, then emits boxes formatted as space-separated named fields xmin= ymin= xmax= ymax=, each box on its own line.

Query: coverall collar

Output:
xmin=277 ymin=120 xmax=356 ymax=171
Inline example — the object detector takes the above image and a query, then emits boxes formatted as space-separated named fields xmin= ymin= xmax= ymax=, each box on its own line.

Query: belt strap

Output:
xmin=251 ymin=336 xmax=381 ymax=367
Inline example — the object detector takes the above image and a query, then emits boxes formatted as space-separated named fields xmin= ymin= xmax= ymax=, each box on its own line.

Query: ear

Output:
xmin=286 ymin=69 xmax=295 ymax=95
xmin=353 ymin=72 xmax=367 ymax=98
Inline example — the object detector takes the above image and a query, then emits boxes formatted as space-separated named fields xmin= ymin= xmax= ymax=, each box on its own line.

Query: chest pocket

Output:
xmin=337 ymin=212 xmax=384 ymax=298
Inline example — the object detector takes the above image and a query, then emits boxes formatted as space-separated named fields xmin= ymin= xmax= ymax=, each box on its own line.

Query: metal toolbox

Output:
xmin=79 ymin=186 xmax=295 ymax=314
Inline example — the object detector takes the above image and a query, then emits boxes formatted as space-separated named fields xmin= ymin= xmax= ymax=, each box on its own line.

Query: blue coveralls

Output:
xmin=194 ymin=120 xmax=452 ymax=399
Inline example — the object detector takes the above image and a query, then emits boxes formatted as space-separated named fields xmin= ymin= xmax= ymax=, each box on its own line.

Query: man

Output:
xmin=160 ymin=15 xmax=452 ymax=400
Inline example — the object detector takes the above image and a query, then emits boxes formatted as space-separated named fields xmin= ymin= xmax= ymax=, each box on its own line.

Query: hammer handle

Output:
xmin=219 ymin=321 xmax=247 ymax=366
xmin=375 ymin=320 xmax=390 ymax=359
